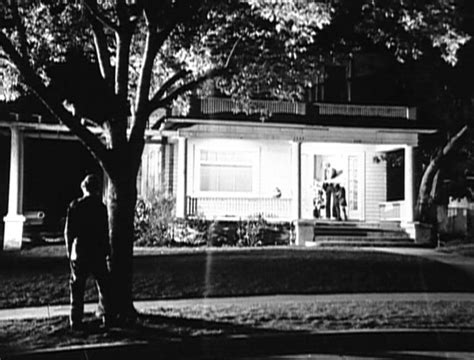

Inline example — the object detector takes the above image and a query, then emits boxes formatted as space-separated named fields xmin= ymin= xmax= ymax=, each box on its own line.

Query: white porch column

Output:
xmin=291 ymin=141 xmax=309 ymax=246
xmin=176 ymin=136 xmax=188 ymax=218
xmin=404 ymin=145 xmax=415 ymax=223
xmin=3 ymin=126 xmax=25 ymax=250
xmin=291 ymin=141 xmax=302 ymax=219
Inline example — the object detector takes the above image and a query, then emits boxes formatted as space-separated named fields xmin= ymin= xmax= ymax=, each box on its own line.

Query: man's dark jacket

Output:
xmin=65 ymin=195 xmax=110 ymax=260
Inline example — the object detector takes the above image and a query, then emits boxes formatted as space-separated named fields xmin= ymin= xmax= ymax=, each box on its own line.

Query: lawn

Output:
xmin=1 ymin=244 xmax=473 ymax=309
xmin=2 ymin=299 xmax=474 ymax=355
xmin=1 ymin=245 xmax=474 ymax=356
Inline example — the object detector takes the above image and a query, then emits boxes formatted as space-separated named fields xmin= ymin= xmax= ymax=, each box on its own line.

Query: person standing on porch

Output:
xmin=335 ymin=184 xmax=348 ymax=221
xmin=64 ymin=174 xmax=112 ymax=331
xmin=323 ymin=182 xmax=334 ymax=219
xmin=324 ymin=162 xmax=337 ymax=181
xmin=313 ymin=185 xmax=325 ymax=219
xmin=323 ymin=162 xmax=341 ymax=219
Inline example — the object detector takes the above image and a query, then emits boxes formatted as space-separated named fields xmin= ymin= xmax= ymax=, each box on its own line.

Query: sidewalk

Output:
xmin=1 ymin=292 xmax=474 ymax=321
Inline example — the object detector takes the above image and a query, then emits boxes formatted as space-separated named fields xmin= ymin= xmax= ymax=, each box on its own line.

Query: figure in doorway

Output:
xmin=323 ymin=182 xmax=334 ymax=219
xmin=324 ymin=162 xmax=337 ymax=181
xmin=334 ymin=184 xmax=348 ymax=221
xmin=313 ymin=186 xmax=325 ymax=219
xmin=322 ymin=162 xmax=344 ymax=220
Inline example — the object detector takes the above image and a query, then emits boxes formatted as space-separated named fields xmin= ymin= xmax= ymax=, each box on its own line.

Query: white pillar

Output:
xmin=176 ymin=137 xmax=188 ymax=218
xmin=3 ymin=126 xmax=25 ymax=250
xmin=291 ymin=141 xmax=302 ymax=220
xmin=404 ymin=145 xmax=415 ymax=223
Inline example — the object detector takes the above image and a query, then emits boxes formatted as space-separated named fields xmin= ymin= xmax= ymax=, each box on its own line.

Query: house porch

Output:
xmin=163 ymin=106 xmax=429 ymax=244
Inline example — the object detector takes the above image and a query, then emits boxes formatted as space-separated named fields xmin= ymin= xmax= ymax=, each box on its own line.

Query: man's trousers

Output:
xmin=69 ymin=258 xmax=111 ymax=325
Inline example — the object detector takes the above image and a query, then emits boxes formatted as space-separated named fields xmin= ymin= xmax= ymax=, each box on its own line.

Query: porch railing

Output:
xmin=314 ymin=103 xmax=416 ymax=120
xmin=189 ymin=97 xmax=416 ymax=120
xmin=197 ymin=97 xmax=307 ymax=116
xmin=379 ymin=201 xmax=405 ymax=221
xmin=186 ymin=196 xmax=292 ymax=219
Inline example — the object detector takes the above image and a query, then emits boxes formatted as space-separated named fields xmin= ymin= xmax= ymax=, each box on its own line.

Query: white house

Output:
xmin=147 ymin=97 xmax=436 ymax=244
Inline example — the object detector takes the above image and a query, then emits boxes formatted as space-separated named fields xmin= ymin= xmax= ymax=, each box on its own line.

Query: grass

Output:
xmin=1 ymin=244 xmax=474 ymax=355
xmin=1 ymin=244 xmax=474 ymax=309
xmin=2 ymin=299 xmax=474 ymax=354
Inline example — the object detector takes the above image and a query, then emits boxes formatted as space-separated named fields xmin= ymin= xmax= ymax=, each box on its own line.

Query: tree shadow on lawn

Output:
xmin=0 ymin=311 xmax=287 ymax=356
xmin=4 ymin=312 xmax=474 ymax=359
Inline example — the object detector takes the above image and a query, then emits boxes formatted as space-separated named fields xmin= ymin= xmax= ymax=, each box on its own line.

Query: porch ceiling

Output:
xmin=161 ymin=118 xmax=433 ymax=146
xmin=0 ymin=120 xmax=164 ymax=141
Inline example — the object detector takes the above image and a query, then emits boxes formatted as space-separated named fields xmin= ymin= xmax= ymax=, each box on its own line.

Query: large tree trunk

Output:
xmin=106 ymin=153 xmax=139 ymax=321
xmin=416 ymin=125 xmax=469 ymax=222
xmin=417 ymin=157 xmax=441 ymax=223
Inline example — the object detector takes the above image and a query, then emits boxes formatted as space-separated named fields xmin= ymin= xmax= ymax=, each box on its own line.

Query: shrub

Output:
xmin=172 ymin=217 xmax=208 ymax=246
xmin=207 ymin=220 xmax=239 ymax=247
xmin=134 ymin=192 xmax=175 ymax=247
xmin=237 ymin=214 xmax=291 ymax=247
xmin=134 ymin=198 xmax=291 ymax=248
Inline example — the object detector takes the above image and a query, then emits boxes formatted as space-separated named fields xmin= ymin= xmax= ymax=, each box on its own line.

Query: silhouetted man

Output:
xmin=64 ymin=174 xmax=111 ymax=330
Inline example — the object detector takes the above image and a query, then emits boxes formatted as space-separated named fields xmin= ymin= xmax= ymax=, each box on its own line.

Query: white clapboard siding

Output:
xmin=138 ymin=143 xmax=162 ymax=199
xmin=365 ymin=151 xmax=387 ymax=222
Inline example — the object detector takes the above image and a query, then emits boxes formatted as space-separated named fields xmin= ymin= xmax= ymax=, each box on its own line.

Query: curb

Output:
xmin=3 ymin=329 xmax=474 ymax=360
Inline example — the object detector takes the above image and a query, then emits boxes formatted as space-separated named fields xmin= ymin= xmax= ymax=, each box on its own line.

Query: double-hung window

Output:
xmin=199 ymin=150 xmax=254 ymax=193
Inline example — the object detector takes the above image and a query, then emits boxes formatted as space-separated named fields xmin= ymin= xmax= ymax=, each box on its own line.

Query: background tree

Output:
xmin=316 ymin=0 xmax=472 ymax=225
xmin=0 ymin=0 xmax=467 ymax=320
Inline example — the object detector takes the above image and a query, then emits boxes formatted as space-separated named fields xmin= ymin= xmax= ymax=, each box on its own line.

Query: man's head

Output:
xmin=81 ymin=174 xmax=101 ymax=196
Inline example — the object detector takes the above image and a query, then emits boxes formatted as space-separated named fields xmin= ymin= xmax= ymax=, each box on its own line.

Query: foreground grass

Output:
xmin=1 ymin=245 xmax=474 ymax=309
xmin=1 ymin=299 xmax=474 ymax=354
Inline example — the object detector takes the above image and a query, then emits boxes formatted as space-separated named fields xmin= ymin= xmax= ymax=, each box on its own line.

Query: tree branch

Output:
xmin=9 ymin=0 xmax=28 ymax=59
xmin=0 ymin=30 xmax=110 ymax=169
xmin=224 ymin=37 xmax=241 ymax=68
xmin=130 ymin=15 xmax=179 ymax=146
xmin=111 ymin=27 xmax=133 ymax=147
xmin=147 ymin=37 xmax=240 ymax=112
xmin=83 ymin=0 xmax=119 ymax=33
xmin=148 ymin=69 xmax=189 ymax=108
xmin=134 ymin=27 xmax=158 ymax=114
xmin=85 ymin=3 xmax=114 ymax=82
xmin=152 ymin=67 xmax=225 ymax=109
xmin=129 ymin=29 xmax=157 ymax=145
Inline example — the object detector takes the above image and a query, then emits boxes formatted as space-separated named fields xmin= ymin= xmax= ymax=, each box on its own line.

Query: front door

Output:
xmin=347 ymin=154 xmax=364 ymax=220
xmin=310 ymin=153 xmax=364 ymax=221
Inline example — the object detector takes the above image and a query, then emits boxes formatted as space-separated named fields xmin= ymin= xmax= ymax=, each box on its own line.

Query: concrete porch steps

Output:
xmin=310 ymin=220 xmax=414 ymax=246
xmin=314 ymin=229 xmax=411 ymax=238
xmin=309 ymin=240 xmax=423 ymax=248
